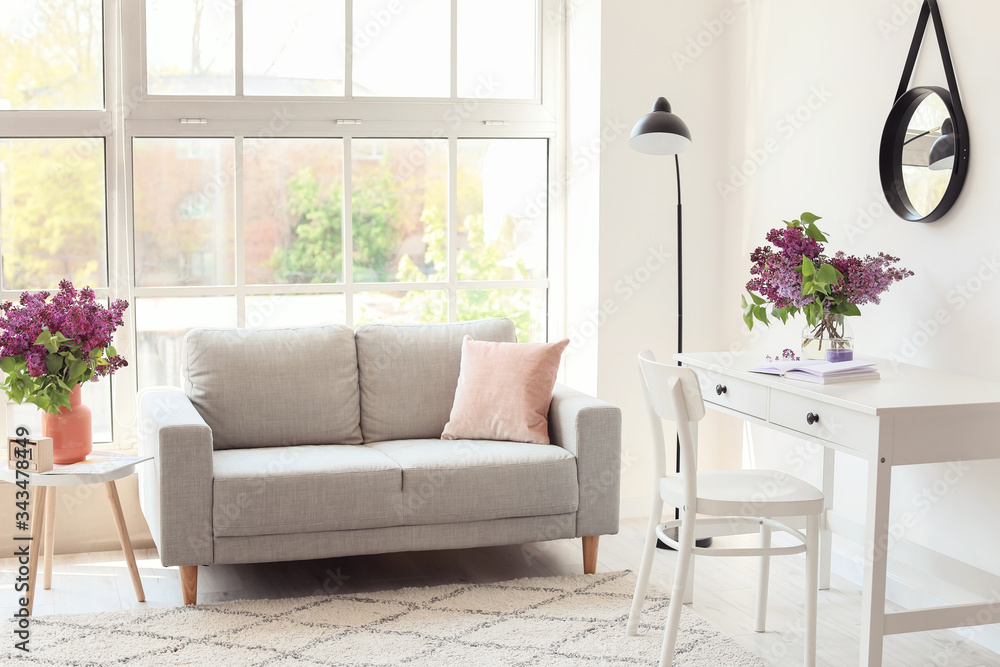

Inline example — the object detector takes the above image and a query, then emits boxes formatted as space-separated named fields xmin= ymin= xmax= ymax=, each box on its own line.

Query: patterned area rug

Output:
xmin=6 ymin=571 xmax=765 ymax=666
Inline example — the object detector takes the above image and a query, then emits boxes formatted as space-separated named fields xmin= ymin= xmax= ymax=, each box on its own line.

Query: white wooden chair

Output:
xmin=627 ymin=350 xmax=823 ymax=667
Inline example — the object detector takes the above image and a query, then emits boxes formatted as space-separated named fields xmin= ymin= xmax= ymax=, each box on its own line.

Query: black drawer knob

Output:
xmin=806 ymin=412 xmax=820 ymax=425
xmin=715 ymin=384 xmax=727 ymax=395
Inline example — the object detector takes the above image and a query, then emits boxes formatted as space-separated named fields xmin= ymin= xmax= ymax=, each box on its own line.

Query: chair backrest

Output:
xmin=637 ymin=350 xmax=706 ymax=501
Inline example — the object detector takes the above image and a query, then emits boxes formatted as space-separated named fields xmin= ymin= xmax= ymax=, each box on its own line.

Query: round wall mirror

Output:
xmin=879 ymin=86 xmax=968 ymax=223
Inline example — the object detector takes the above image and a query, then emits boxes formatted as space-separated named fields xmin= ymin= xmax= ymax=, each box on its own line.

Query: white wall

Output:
xmin=728 ymin=0 xmax=1000 ymax=652
xmin=585 ymin=0 xmax=1000 ymax=653
xmin=588 ymin=0 xmax=746 ymax=520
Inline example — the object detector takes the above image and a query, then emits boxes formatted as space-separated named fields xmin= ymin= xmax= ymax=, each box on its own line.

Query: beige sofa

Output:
xmin=137 ymin=318 xmax=621 ymax=604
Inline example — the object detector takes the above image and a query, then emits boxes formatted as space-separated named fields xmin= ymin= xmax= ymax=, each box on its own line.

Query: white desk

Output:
xmin=677 ymin=352 xmax=1000 ymax=667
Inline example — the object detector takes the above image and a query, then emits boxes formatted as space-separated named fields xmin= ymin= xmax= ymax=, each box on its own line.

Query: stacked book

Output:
xmin=748 ymin=359 xmax=880 ymax=384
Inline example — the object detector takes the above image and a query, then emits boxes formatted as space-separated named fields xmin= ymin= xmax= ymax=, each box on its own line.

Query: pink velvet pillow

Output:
xmin=441 ymin=336 xmax=570 ymax=444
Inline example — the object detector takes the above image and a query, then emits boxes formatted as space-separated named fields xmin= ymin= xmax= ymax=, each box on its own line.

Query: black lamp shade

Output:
xmin=928 ymin=117 xmax=955 ymax=171
xmin=629 ymin=97 xmax=692 ymax=155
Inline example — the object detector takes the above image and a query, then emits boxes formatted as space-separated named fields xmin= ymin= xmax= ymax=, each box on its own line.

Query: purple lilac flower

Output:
xmin=828 ymin=251 xmax=914 ymax=306
xmin=0 ymin=280 xmax=129 ymax=380
xmin=747 ymin=222 xmax=913 ymax=314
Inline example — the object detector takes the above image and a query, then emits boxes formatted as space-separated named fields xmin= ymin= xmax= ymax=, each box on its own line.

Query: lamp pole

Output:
xmin=630 ymin=98 xmax=710 ymax=550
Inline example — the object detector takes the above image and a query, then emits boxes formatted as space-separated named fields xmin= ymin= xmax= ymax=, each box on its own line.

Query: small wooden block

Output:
xmin=8 ymin=436 xmax=53 ymax=473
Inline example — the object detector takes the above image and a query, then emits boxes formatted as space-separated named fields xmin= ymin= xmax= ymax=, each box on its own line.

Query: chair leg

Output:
xmin=805 ymin=514 xmax=820 ymax=667
xmin=755 ymin=521 xmax=772 ymax=633
xmin=628 ymin=496 xmax=663 ymax=636
xmin=660 ymin=509 xmax=696 ymax=667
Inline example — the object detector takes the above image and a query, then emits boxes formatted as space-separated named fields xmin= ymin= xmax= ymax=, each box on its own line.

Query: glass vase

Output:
xmin=801 ymin=313 xmax=854 ymax=360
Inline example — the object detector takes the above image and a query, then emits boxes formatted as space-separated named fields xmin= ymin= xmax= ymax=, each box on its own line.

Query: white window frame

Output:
xmin=119 ymin=0 xmax=564 ymax=331
xmin=0 ymin=0 xmax=567 ymax=445
xmin=0 ymin=0 xmax=131 ymax=445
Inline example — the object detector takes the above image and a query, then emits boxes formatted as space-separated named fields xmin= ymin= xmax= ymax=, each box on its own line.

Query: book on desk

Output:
xmin=748 ymin=359 xmax=880 ymax=384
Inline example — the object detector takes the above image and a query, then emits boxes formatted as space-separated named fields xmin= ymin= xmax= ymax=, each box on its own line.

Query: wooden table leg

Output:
xmin=105 ymin=481 xmax=145 ymax=602
xmin=43 ymin=487 xmax=56 ymax=590
xmin=25 ymin=487 xmax=47 ymax=616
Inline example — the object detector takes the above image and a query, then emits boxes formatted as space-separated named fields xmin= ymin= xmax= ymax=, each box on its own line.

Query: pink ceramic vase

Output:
xmin=41 ymin=384 xmax=92 ymax=464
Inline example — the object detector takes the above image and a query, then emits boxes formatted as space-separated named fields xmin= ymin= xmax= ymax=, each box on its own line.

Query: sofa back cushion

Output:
xmin=183 ymin=326 xmax=363 ymax=449
xmin=355 ymin=319 xmax=517 ymax=442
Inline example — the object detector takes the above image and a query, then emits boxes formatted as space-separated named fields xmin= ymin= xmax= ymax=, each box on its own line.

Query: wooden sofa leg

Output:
xmin=179 ymin=566 xmax=198 ymax=605
xmin=583 ymin=536 xmax=599 ymax=574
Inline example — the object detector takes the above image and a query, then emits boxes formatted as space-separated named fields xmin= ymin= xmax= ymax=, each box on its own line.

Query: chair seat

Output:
xmin=660 ymin=469 xmax=824 ymax=518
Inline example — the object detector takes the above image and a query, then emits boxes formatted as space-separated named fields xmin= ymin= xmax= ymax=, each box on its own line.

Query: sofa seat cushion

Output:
xmin=213 ymin=445 xmax=403 ymax=537
xmin=184 ymin=326 xmax=363 ymax=449
xmin=369 ymin=439 xmax=579 ymax=526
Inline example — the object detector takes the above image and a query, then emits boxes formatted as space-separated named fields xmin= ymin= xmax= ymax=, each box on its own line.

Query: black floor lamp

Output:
xmin=630 ymin=97 xmax=711 ymax=550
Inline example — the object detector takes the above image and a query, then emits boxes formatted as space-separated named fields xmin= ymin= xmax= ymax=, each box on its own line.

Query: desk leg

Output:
xmin=43 ymin=487 xmax=56 ymax=590
xmin=819 ymin=447 xmax=835 ymax=591
xmin=25 ymin=487 xmax=47 ymax=616
xmin=860 ymin=455 xmax=892 ymax=667
xmin=105 ymin=481 xmax=145 ymax=602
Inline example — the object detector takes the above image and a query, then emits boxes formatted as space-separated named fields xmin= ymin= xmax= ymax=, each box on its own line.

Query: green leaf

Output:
xmin=68 ymin=359 xmax=87 ymax=382
xmin=816 ymin=263 xmax=842 ymax=286
xmin=741 ymin=294 xmax=749 ymax=309
xmin=753 ymin=306 xmax=769 ymax=325
xmin=0 ymin=357 xmax=15 ymax=373
xmin=50 ymin=391 xmax=71 ymax=411
xmin=35 ymin=331 xmax=59 ymax=353
xmin=800 ymin=212 xmax=821 ymax=225
xmin=801 ymin=255 xmax=816 ymax=278
xmin=832 ymin=302 xmax=861 ymax=317
xmin=9 ymin=385 xmax=23 ymax=403
xmin=45 ymin=355 xmax=64 ymax=373
xmin=107 ymin=345 xmax=117 ymax=357
xmin=749 ymin=292 xmax=766 ymax=305
xmin=744 ymin=310 xmax=754 ymax=330
xmin=803 ymin=223 xmax=826 ymax=242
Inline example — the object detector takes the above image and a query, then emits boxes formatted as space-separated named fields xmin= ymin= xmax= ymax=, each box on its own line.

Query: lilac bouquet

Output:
xmin=742 ymin=213 xmax=913 ymax=339
xmin=0 ymin=281 xmax=128 ymax=413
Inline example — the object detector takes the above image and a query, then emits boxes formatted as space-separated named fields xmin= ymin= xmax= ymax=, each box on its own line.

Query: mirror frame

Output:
xmin=879 ymin=0 xmax=969 ymax=224
xmin=879 ymin=85 xmax=968 ymax=223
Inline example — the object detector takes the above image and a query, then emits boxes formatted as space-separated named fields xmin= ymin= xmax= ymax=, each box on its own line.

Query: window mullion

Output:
xmin=345 ymin=0 xmax=354 ymax=99
xmin=447 ymin=136 xmax=458 ymax=322
xmin=450 ymin=0 xmax=458 ymax=100
xmin=235 ymin=137 xmax=246 ymax=326
xmin=235 ymin=0 xmax=245 ymax=97
xmin=343 ymin=137 xmax=354 ymax=326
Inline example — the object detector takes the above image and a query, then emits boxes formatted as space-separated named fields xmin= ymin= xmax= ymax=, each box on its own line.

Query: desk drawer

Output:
xmin=768 ymin=390 xmax=875 ymax=451
xmin=695 ymin=372 xmax=768 ymax=419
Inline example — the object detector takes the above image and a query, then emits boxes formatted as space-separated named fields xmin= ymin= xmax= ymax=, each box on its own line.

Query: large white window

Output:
xmin=1 ymin=0 xmax=562 ymax=443
xmin=0 ymin=0 xmax=116 ymax=442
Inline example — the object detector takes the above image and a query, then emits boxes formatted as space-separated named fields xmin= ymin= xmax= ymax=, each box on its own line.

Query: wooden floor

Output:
xmin=2 ymin=517 xmax=997 ymax=667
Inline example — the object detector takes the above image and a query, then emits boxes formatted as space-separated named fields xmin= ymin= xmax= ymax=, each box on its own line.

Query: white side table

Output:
xmin=0 ymin=451 xmax=152 ymax=615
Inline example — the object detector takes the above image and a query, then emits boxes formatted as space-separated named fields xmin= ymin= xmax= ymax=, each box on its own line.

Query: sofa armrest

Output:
xmin=138 ymin=388 xmax=214 ymax=567
xmin=549 ymin=383 xmax=621 ymax=537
